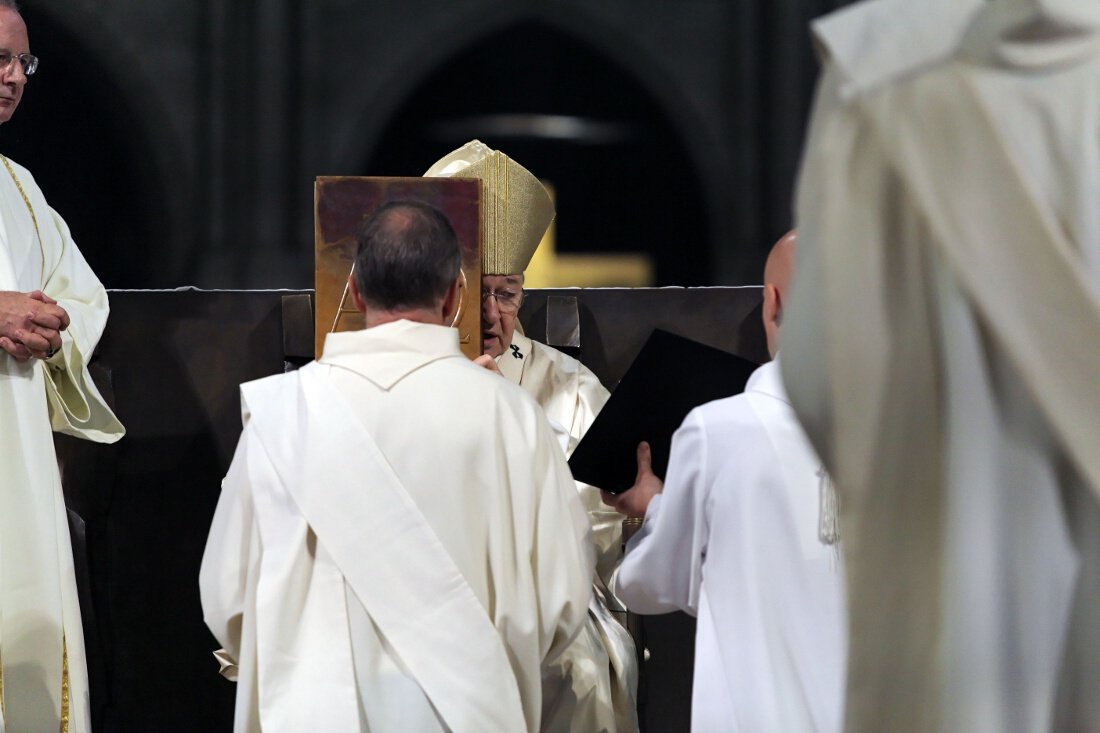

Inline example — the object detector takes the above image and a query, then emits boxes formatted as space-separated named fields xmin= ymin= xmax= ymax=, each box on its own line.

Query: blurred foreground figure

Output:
xmin=607 ymin=232 xmax=847 ymax=732
xmin=784 ymin=0 xmax=1100 ymax=731
xmin=428 ymin=141 xmax=638 ymax=733
xmin=0 ymin=1 xmax=125 ymax=729
xmin=200 ymin=201 xmax=593 ymax=732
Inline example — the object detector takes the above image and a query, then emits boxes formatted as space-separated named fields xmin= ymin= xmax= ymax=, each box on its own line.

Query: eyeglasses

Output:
xmin=0 ymin=52 xmax=37 ymax=76
xmin=481 ymin=287 xmax=522 ymax=314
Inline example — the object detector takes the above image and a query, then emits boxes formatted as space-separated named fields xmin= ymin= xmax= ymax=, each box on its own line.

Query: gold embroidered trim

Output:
xmin=494 ymin=154 xmax=502 ymax=269
xmin=499 ymin=154 xmax=506 ymax=271
xmin=60 ymin=636 xmax=69 ymax=733
xmin=0 ymin=154 xmax=46 ymax=284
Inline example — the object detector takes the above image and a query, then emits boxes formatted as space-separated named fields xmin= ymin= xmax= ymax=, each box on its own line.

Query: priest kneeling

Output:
xmin=199 ymin=200 xmax=595 ymax=733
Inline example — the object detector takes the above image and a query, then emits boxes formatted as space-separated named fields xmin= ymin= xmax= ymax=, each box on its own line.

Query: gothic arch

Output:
xmin=340 ymin=7 xmax=717 ymax=284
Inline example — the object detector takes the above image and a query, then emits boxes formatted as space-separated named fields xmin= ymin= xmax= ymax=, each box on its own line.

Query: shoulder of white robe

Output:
xmin=811 ymin=0 xmax=984 ymax=101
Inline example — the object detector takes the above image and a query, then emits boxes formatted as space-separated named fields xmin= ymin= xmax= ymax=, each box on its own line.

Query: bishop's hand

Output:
xmin=602 ymin=441 xmax=664 ymax=518
xmin=472 ymin=353 xmax=503 ymax=376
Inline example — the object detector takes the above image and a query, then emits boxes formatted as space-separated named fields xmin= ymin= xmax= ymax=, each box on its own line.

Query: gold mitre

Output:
xmin=424 ymin=140 xmax=555 ymax=275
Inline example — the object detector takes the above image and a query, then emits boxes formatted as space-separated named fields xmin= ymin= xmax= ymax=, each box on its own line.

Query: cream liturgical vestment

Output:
xmin=200 ymin=321 xmax=594 ymax=733
xmin=615 ymin=359 xmax=847 ymax=733
xmin=784 ymin=1 xmax=1100 ymax=730
xmin=0 ymin=156 xmax=124 ymax=733
xmin=497 ymin=331 xmax=638 ymax=733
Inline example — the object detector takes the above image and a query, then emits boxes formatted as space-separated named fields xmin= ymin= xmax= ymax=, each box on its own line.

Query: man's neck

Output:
xmin=364 ymin=309 xmax=444 ymax=329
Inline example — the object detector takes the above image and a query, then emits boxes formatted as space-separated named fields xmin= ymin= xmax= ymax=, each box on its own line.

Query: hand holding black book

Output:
xmin=568 ymin=329 xmax=760 ymax=494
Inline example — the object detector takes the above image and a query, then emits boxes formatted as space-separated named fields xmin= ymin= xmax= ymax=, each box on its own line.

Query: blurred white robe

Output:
xmin=0 ymin=156 xmax=124 ymax=733
xmin=615 ymin=359 xmax=847 ymax=733
xmin=201 ymin=322 xmax=594 ymax=733
xmin=784 ymin=1 xmax=1100 ymax=730
xmin=498 ymin=331 xmax=638 ymax=733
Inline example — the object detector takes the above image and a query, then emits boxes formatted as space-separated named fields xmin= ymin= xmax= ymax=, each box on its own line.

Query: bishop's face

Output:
xmin=481 ymin=274 xmax=524 ymax=358
xmin=0 ymin=7 xmax=29 ymax=126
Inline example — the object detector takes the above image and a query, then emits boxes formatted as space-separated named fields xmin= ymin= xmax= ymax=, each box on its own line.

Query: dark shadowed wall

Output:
xmin=10 ymin=0 xmax=852 ymax=289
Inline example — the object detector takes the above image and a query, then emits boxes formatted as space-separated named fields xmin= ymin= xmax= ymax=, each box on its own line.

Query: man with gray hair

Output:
xmin=0 ymin=1 xmax=125 ymax=730
xmin=201 ymin=201 xmax=594 ymax=732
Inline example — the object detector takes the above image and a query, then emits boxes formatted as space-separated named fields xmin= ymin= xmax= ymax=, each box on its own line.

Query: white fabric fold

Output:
xmin=243 ymin=364 xmax=528 ymax=733
xmin=0 ymin=155 xmax=122 ymax=733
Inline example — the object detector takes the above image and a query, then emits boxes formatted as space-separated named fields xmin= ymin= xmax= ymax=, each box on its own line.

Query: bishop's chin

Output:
xmin=482 ymin=335 xmax=503 ymax=357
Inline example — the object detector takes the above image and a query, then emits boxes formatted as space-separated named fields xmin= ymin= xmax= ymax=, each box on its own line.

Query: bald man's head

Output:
xmin=763 ymin=230 xmax=797 ymax=358
xmin=764 ymin=230 xmax=797 ymax=296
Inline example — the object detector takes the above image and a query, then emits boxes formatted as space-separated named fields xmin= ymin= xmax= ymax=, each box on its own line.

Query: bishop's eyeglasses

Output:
xmin=0 ymin=52 xmax=38 ymax=76
xmin=482 ymin=287 xmax=523 ymax=314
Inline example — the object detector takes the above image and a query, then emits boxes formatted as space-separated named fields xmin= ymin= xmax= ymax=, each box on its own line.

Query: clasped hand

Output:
xmin=0 ymin=289 xmax=69 ymax=362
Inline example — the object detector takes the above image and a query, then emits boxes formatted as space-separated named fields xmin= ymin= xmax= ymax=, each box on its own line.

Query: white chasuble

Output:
xmin=232 ymin=365 xmax=526 ymax=732
xmin=201 ymin=322 xmax=594 ymax=733
xmin=0 ymin=156 xmax=123 ymax=733
xmin=498 ymin=331 xmax=638 ymax=733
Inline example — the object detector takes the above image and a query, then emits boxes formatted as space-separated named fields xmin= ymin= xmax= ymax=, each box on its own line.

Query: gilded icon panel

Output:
xmin=314 ymin=176 xmax=482 ymax=359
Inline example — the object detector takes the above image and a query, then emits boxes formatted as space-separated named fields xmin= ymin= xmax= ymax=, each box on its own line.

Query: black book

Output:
xmin=569 ymin=329 xmax=760 ymax=493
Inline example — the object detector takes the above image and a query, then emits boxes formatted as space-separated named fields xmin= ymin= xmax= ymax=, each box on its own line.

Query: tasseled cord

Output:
xmin=817 ymin=466 xmax=840 ymax=546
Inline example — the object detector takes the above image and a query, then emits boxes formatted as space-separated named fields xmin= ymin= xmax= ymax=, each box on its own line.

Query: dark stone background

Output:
xmin=8 ymin=0 xmax=851 ymax=292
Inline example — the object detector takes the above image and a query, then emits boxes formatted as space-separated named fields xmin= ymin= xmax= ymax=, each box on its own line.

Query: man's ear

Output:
xmin=441 ymin=274 xmax=463 ymax=324
xmin=348 ymin=272 xmax=367 ymax=314
xmin=762 ymin=283 xmax=781 ymax=326
xmin=762 ymin=283 xmax=783 ymax=358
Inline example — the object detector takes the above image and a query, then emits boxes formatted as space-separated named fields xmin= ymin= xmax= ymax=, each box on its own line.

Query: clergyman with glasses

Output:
xmin=427 ymin=140 xmax=639 ymax=733
xmin=0 ymin=1 xmax=125 ymax=731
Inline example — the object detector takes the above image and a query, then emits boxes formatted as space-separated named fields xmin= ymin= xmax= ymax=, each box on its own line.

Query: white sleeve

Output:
xmin=530 ymin=411 xmax=596 ymax=664
xmin=198 ymin=426 xmax=259 ymax=668
xmin=613 ymin=410 xmax=709 ymax=616
xmin=39 ymin=202 xmax=125 ymax=443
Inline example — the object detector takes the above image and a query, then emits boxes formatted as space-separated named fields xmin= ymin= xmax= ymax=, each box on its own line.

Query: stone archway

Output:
xmin=363 ymin=18 xmax=712 ymax=286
